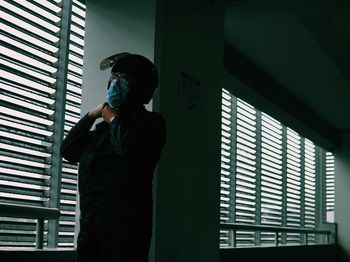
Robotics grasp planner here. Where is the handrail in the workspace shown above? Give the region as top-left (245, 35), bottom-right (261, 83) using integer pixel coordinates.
top-left (220, 222), bottom-right (337, 247)
top-left (0, 202), bottom-right (60, 249)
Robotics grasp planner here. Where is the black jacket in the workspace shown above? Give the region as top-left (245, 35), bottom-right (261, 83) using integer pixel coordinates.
top-left (60, 106), bottom-right (166, 230)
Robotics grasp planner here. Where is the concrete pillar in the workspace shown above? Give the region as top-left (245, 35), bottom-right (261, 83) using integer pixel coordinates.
top-left (153, 1), bottom-right (225, 261)
top-left (334, 137), bottom-right (350, 262)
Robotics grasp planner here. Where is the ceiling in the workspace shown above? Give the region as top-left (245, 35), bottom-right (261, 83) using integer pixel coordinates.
top-left (224, 0), bottom-right (350, 138)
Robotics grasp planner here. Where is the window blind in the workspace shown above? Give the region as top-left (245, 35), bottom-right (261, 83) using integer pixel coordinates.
top-left (220, 88), bottom-right (335, 248)
top-left (220, 89), bottom-right (235, 246)
top-left (0, 0), bottom-right (85, 248)
top-left (286, 128), bottom-right (302, 243)
top-left (325, 152), bottom-right (335, 223)
top-left (260, 113), bottom-right (283, 245)
top-left (234, 98), bottom-right (258, 246)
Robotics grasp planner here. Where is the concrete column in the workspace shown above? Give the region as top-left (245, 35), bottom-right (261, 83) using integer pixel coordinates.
top-left (334, 137), bottom-right (350, 262)
top-left (153, 1), bottom-right (225, 261)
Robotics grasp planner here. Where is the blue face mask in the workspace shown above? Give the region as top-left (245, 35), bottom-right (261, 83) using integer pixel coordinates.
top-left (106, 74), bottom-right (130, 108)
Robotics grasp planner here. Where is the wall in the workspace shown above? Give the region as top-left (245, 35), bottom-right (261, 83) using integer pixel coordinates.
top-left (83, 0), bottom-right (156, 115)
top-left (0, 249), bottom-right (75, 262)
top-left (335, 137), bottom-right (350, 262)
top-left (223, 70), bottom-right (285, 119)
top-left (220, 244), bottom-right (336, 262)
top-left (153, 0), bottom-right (225, 261)
top-left (81, 0), bottom-right (157, 251)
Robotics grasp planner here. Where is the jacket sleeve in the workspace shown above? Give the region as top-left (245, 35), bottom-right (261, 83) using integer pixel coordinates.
top-left (60, 113), bottom-right (96, 163)
top-left (108, 112), bottom-right (166, 157)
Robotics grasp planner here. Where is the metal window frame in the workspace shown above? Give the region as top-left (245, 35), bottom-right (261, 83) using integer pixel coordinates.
top-left (47, 0), bottom-right (72, 248)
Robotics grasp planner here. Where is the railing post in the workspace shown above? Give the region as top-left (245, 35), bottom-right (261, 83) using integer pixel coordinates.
top-left (275, 231), bottom-right (279, 246)
top-left (319, 222), bottom-right (337, 244)
top-left (305, 233), bottom-right (308, 245)
top-left (232, 229), bottom-right (236, 248)
top-left (36, 218), bottom-right (44, 249)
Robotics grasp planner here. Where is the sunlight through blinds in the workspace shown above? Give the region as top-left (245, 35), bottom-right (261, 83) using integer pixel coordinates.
top-left (0, 0), bottom-right (85, 248)
top-left (260, 113), bottom-right (283, 245)
top-left (220, 89), bottom-right (335, 248)
top-left (325, 152), bottom-right (335, 223)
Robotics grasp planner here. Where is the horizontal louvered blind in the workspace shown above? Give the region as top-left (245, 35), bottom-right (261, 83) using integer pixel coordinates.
top-left (1, 0), bottom-right (86, 248)
top-left (58, 0), bottom-right (85, 248)
top-left (260, 113), bottom-right (283, 245)
top-left (304, 139), bottom-right (317, 228)
top-left (220, 88), bottom-right (335, 248)
top-left (220, 89), bottom-right (234, 246)
top-left (325, 152), bottom-right (335, 222)
top-left (286, 128), bottom-right (302, 244)
top-left (235, 98), bottom-right (257, 246)
top-left (0, 0), bottom-right (62, 247)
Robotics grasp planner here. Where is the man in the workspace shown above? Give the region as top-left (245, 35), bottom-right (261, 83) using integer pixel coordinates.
top-left (61, 53), bottom-right (166, 261)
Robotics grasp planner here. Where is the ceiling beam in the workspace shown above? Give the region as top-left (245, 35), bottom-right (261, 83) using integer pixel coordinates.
top-left (224, 41), bottom-right (341, 150)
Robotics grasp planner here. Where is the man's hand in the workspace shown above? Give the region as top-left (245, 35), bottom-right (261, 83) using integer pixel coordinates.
top-left (102, 104), bottom-right (119, 123)
top-left (88, 103), bottom-right (107, 119)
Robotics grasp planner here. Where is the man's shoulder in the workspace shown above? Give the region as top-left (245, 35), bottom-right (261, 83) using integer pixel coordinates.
top-left (137, 110), bottom-right (166, 133)
top-left (142, 109), bottom-right (164, 121)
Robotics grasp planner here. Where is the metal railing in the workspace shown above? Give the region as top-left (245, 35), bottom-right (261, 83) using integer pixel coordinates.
top-left (220, 222), bottom-right (337, 247)
top-left (0, 203), bottom-right (60, 249)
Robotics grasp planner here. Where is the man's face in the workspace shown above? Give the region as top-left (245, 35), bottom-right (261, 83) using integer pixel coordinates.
top-left (106, 72), bottom-right (131, 108)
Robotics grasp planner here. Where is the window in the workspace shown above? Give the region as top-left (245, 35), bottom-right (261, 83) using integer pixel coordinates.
top-left (220, 88), bottom-right (335, 248)
top-left (325, 152), bottom-right (335, 223)
top-left (0, 0), bottom-right (86, 248)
